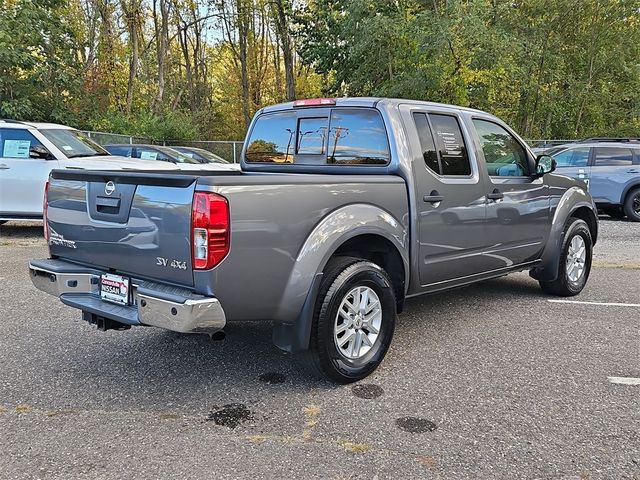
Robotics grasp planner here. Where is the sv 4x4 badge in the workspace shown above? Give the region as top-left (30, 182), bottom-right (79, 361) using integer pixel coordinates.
top-left (156, 257), bottom-right (187, 270)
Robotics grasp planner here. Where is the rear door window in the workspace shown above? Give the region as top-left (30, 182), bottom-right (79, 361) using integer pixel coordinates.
top-left (413, 113), bottom-right (440, 174)
top-left (245, 108), bottom-right (389, 165)
top-left (593, 147), bottom-right (633, 166)
top-left (413, 113), bottom-right (471, 176)
top-left (428, 114), bottom-right (471, 176)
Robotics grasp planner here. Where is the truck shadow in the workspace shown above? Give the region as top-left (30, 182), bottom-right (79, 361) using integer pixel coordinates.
top-left (58, 273), bottom-right (548, 406)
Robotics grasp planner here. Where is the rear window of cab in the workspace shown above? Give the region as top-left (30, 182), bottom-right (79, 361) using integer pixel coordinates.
top-left (245, 108), bottom-right (390, 165)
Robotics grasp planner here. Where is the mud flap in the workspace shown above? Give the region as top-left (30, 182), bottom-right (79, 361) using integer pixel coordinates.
top-left (272, 273), bottom-right (323, 353)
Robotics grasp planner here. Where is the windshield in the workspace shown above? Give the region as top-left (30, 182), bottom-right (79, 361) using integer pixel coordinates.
top-left (40, 129), bottom-right (109, 158)
top-left (181, 147), bottom-right (230, 164)
top-left (156, 146), bottom-right (200, 164)
top-left (544, 145), bottom-right (571, 156)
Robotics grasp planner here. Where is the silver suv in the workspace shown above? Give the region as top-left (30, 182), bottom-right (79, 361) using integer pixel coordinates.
top-left (550, 139), bottom-right (640, 221)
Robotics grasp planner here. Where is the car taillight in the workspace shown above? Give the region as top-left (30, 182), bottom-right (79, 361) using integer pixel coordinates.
top-left (43, 181), bottom-right (50, 242)
top-left (191, 192), bottom-right (230, 270)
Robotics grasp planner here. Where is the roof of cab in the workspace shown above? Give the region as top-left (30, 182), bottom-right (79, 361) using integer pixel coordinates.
top-left (259, 97), bottom-right (489, 116)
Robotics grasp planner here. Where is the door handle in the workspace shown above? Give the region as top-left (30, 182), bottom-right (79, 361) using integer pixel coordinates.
top-left (423, 191), bottom-right (443, 203)
top-left (486, 189), bottom-right (504, 201)
top-left (627, 169), bottom-right (639, 174)
top-left (0, 164), bottom-right (9, 170)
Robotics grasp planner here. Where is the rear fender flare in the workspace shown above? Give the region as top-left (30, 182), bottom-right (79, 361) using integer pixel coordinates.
top-left (272, 204), bottom-right (408, 352)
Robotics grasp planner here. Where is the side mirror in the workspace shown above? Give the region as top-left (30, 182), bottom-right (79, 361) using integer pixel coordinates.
top-left (30, 145), bottom-right (54, 160)
top-left (535, 154), bottom-right (556, 177)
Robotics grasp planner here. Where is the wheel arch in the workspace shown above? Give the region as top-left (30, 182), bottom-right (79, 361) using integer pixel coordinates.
top-left (272, 203), bottom-right (409, 353)
top-left (620, 181), bottom-right (640, 205)
top-left (331, 233), bottom-right (407, 313)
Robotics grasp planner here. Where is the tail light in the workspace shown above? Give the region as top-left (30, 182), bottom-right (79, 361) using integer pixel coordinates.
top-left (43, 181), bottom-right (50, 242)
top-left (192, 192), bottom-right (230, 270)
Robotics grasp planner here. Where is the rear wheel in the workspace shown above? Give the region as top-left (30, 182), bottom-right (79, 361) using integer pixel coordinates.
top-left (623, 188), bottom-right (640, 222)
top-left (301, 256), bottom-right (396, 383)
top-left (539, 218), bottom-right (592, 296)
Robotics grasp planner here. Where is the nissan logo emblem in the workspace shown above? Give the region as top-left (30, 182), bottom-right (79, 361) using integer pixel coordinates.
top-left (105, 181), bottom-right (116, 196)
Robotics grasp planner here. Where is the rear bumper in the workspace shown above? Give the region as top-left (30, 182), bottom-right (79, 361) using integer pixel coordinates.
top-left (29, 259), bottom-right (226, 334)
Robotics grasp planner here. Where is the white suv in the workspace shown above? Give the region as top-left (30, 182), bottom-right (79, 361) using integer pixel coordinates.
top-left (0, 120), bottom-right (178, 223)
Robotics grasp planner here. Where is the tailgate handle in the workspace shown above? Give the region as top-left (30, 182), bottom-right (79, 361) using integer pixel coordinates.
top-left (95, 196), bottom-right (121, 210)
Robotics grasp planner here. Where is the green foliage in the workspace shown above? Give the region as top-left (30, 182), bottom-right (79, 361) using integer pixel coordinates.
top-left (0, 0), bottom-right (637, 140)
top-left (0, 0), bottom-right (82, 123)
top-left (297, 0), bottom-right (640, 139)
top-left (88, 110), bottom-right (199, 141)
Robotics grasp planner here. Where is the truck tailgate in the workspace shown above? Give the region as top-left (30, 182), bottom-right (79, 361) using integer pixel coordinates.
top-left (46, 170), bottom-right (199, 287)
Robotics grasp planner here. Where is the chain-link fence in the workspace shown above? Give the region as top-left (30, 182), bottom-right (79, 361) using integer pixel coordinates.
top-left (525, 139), bottom-right (576, 148)
top-left (82, 130), bottom-right (156, 146)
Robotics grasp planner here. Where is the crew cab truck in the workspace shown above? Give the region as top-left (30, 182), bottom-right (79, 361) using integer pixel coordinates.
top-left (29, 98), bottom-right (598, 383)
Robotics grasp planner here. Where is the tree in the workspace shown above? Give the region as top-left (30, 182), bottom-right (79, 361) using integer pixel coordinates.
top-left (0, 0), bottom-right (82, 122)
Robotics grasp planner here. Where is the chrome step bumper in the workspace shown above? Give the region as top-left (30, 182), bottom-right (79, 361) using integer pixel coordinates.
top-left (29, 259), bottom-right (226, 334)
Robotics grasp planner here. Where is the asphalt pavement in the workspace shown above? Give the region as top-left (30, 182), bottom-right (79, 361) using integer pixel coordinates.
top-left (0, 219), bottom-right (638, 479)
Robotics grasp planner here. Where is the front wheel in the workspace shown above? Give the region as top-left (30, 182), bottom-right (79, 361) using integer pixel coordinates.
top-left (623, 188), bottom-right (640, 222)
top-left (302, 256), bottom-right (397, 383)
top-left (539, 218), bottom-right (593, 296)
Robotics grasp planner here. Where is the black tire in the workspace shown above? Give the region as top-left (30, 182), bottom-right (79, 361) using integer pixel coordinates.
top-left (623, 188), bottom-right (640, 222)
top-left (301, 256), bottom-right (397, 383)
top-left (539, 218), bottom-right (593, 296)
top-left (602, 206), bottom-right (625, 219)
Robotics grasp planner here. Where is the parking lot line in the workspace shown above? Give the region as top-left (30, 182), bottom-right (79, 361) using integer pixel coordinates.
top-left (607, 377), bottom-right (640, 386)
top-left (547, 299), bottom-right (640, 308)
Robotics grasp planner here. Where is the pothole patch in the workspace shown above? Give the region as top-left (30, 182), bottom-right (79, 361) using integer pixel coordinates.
top-left (206, 403), bottom-right (252, 429)
top-left (351, 384), bottom-right (384, 399)
top-left (395, 416), bottom-right (437, 433)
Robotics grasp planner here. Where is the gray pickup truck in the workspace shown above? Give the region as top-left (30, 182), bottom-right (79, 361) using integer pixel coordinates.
top-left (29, 97), bottom-right (598, 382)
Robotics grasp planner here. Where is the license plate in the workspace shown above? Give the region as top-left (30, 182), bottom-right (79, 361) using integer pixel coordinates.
top-left (100, 274), bottom-right (130, 306)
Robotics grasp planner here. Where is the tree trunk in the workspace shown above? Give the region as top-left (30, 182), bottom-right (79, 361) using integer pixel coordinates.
top-left (152, 0), bottom-right (170, 113)
top-left (271, 0), bottom-right (295, 101)
top-left (238, 0), bottom-right (251, 128)
top-left (121, 0), bottom-right (141, 114)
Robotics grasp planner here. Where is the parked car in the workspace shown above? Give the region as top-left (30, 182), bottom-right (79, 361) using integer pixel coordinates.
top-left (532, 144), bottom-right (573, 156)
top-left (30, 97), bottom-right (598, 383)
top-left (550, 139), bottom-right (640, 221)
top-left (103, 144), bottom-right (238, 171)
top-left (170, 146), bottom-right (233, 165)
top-left (0, 120), bottom-right (178, 224)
